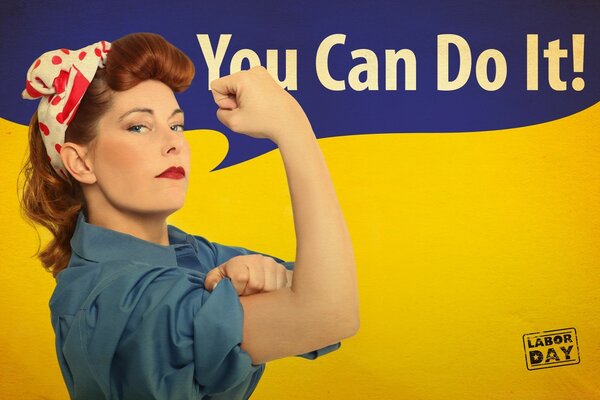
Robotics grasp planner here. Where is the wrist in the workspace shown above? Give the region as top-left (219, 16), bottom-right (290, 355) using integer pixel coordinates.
top-left (271, 118), bottom-right (316, 148)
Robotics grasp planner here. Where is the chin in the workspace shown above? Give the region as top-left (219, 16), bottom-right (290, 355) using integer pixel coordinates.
top-left (144, 198), bottom-right (186, 214)
top-left (145, 206), bottom-right (184, 219)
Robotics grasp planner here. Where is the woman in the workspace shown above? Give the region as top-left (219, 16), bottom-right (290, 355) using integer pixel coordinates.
top-left (19, 32), bottom-right (359, 399)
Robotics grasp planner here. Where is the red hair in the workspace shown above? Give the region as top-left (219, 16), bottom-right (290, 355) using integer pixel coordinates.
top-left (18, 32), bottom-right (195, 277)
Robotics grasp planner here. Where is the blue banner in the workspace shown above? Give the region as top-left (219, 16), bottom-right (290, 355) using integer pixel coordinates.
top-left (2, 0), bottom-right (598, 168)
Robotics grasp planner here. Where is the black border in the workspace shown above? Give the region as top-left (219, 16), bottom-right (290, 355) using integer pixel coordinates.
top-left (522, 327), bottom-right (581, 371)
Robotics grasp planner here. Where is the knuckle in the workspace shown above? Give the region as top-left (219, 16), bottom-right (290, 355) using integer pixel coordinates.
top-left (278, 267), bottom-right (287, 281)
top-left (237, 69), bottom-right (250, 82)
top-left (247, 280), bottom-right (264, 291)
top-left (228, 255), bottom-right (245, 266)
top-left (230, 267), bottom-right (248, 281)
top-left (248, 253), bottom-right (264, 262)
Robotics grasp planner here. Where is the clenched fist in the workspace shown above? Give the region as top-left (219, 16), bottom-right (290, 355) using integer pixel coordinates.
top-left (210, 65), bottom-right (310, 141)
top-left (204, 254), bottom-right (292, 296)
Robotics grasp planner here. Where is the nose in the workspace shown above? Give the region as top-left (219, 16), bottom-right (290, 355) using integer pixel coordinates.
top-left (160, 124), bottom-right (185, 156)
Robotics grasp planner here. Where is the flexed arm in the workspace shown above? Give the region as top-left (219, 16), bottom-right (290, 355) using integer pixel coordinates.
top-left (210, 66), bottom-right (359, 364)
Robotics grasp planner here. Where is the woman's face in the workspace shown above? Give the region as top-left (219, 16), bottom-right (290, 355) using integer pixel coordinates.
top-left (87, 79), bottom-right (190, 218)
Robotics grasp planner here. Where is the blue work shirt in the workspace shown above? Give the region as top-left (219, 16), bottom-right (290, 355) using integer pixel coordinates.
top-left (50, 210), bottom-right (341, 399)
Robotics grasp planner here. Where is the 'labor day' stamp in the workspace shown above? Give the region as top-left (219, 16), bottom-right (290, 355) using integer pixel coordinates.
top-left (523, 327), bottom-right (580, 370)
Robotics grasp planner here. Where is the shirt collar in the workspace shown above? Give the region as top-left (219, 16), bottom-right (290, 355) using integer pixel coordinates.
top-left (70, 210), bottom-right (199, 265)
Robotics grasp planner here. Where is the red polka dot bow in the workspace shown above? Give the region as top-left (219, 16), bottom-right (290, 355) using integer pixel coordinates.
top-left (21, 40), bottom-right (111, 181)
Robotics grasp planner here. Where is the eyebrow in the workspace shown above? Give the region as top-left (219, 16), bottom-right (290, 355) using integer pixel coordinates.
top-left (118, 107), bottom-right (184, 121)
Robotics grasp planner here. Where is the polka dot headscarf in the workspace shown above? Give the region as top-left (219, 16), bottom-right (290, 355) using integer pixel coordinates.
top-left (21, 40), bottom-right (111, 182)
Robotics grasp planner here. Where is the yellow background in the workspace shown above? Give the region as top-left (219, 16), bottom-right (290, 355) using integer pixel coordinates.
top-left (1, 102), bottom-right (599, 398)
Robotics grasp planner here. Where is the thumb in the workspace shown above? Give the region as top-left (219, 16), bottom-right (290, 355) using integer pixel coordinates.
top-left (205, 266), bottom-right (226, 291)
top-left (215, 106), bottom-right (242, 131)
top-left (215, 95), bottom-right (238, 110)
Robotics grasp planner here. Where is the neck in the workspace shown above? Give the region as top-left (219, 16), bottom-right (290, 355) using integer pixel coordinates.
top-left (86, 206), bottom-right (171, 246)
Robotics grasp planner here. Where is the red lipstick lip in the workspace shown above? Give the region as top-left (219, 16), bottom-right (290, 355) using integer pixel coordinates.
top-left (156, 166), bottom-right (185, 179)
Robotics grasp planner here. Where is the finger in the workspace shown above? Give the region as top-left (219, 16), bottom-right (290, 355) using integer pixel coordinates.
top-left (269, 259), bottom-right (288, 290)
top-left (242, 259), bottom-right (265, 296)
top-left (210, 75), bottom-right (239, 109)
top-left (285, 269), bottom-right (293, 288)
top-left (263, 262), bottom-right (277, 292)
top-left (229, 262), bottom-right (250, 296)
top-left (215, 106), bottom-right (241, 131)
top-left (204, 268), bottom-right (217, 291)
top-left (217, 95), bottom-right (238, 110)
top-left (278, 265), bottom-right (289, 289)
top-left (205, 266), bottom-right (225, 291)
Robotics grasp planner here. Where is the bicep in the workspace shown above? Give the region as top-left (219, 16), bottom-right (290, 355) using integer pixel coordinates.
top-left (238, 286), bottom-right (346, 365)
top-left (196, 237), bottom-right (344, 363)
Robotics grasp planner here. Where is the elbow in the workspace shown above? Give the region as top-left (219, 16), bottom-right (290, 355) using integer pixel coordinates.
top-left (351, 314), bottom-right (360, 336)
top-left (332, 307), bottom-right (360, 340)
top-left (343, 314), bottom-right (360, 339)
top-left (325, 294), bottom-right (360, 340)
top-left (306, 301), bottom-right (359, 343)
top-left (340, 296), bottom-right (360, 338)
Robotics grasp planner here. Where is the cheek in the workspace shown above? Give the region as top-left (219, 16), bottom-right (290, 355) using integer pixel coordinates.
top-left (95, 139), bottom-right (147, 180)
top-left (182, 142), bottom-right (191, 165)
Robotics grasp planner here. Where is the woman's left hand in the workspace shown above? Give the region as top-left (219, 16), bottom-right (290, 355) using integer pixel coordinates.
top-left (204, 254), bottom-right (292, 295)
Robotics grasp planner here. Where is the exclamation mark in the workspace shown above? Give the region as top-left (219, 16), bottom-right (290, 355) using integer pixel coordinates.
top-left (572, 34), bottom-right (585, 91)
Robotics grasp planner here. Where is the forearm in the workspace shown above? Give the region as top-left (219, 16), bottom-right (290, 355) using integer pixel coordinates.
top-left (274, 118), bottom-right (359, 334)
top-left (213, 67), bottom-right (359, 363)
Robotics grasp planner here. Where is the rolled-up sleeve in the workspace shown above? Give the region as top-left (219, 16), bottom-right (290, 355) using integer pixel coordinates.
top-left (193, 276), bottom-right (262, 393)
top-left (100, 267), bottom-right (262, 398)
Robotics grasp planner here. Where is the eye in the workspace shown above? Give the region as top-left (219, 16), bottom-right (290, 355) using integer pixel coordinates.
top-left (127, 124), bottom-right (148, 134)
top-left (171, 124), bottom-right (185, 132)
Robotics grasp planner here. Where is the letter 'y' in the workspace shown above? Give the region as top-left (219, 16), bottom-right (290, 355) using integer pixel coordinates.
top-left (560, 345), bottom-right (573, 359)
top-left (197, 34), bottom-right (231, 89)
